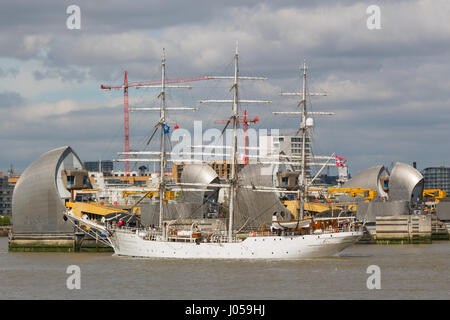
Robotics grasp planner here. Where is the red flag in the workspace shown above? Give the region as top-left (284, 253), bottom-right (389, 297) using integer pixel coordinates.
top-left (335, 154), bottom-right (346, 168)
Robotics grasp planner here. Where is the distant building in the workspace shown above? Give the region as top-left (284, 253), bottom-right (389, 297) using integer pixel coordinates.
top-left (0, 173), bottom-right (15, 216)
top-left (83, 160), bottom-right (114, 174)
top-left (260, 135), bottom-right (312, 175)
top-left (422, 167), bottom-right (450, 193)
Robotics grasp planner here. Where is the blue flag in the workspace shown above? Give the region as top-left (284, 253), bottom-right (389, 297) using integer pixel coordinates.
top-left (163, 124), bottom-right (170, 134)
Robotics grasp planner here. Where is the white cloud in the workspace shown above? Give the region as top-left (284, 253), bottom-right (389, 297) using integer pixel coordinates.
top-left (1, 0), bottom-right (450, 173)
top-left (22, 34), bottom-right (52, 55)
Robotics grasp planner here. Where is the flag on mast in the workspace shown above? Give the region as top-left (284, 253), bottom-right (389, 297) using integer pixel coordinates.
top-left (335, 154), bottom-right (346, 167)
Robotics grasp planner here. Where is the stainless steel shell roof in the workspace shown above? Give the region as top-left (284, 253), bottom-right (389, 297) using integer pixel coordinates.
top-left (180, 163), bottom-right (220, 203)
top-left (180, 163), bottom-right (218, 185)
top-left (180, 164), bottom-right (219, 199)
top-left (343, 165), bottom-right (389, 198)
top-left (388, 162), bottom-right (424, 202)
top-left (12, 146), bottom-right (83, 234)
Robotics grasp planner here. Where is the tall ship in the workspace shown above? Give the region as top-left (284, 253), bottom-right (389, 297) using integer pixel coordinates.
top-left (64, 46), bottom-right (363, 259)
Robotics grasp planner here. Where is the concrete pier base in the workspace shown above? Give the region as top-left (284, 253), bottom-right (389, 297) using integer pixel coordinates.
top-left (431, 214), bottom-right (450, 240)
top-left (8, 233), bottom-right (113, 252)
top-left (375, 215), bottom-right (435, 244)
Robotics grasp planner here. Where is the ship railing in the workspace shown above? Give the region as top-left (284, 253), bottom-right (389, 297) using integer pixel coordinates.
top-left (165, 232), bottom-right (237, 244)
top-left (244, 216), bottom-right (361, 237)
top-left (114, 226), bottom-right (138, 233)
top-left (143, 232), bottom-right (161, 241)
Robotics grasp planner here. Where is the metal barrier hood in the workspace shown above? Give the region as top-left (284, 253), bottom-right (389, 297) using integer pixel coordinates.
top-left (343, 165), bottom-right (389, 198)
top-left (388, 162), bottom-right (424, 202)
top-left (12, 146), bottom-right (84, 234)
top-left (179, 163), bottom-right (220, 203)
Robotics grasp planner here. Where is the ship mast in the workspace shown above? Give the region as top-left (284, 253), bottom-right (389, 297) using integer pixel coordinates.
top-left (200, 43), bottom-right (270, 241)
top-left (228, 45), bottom-right (239, 242)
top-left (274, 60), bottom-right (331, 220)
top-left (299, 61), bottom-right (308, 220)
top-left (115, 49), bottom-right (196, 229)
top-left (159, 49), bottom-right (167, 229)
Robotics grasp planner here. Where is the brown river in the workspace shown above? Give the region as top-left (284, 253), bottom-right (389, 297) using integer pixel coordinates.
top-left (0, 237), bottom-right (448, 300)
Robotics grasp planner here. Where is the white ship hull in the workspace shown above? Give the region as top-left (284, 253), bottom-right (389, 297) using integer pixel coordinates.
top-left (109, 230), bottom-right (363, 259)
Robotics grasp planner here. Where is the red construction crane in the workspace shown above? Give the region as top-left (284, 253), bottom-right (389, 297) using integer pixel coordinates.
top-left (214, 110), bottom-right (259, 165)
top-left (101, 72), bottom-right (213, 175)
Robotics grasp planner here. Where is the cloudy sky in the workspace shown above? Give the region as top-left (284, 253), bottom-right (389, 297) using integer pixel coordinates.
top-left (0, 0), bottom-right (449, 176)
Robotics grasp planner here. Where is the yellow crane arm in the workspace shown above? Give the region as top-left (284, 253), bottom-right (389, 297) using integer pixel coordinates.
top-left (327, 187), bottom-right (377, 202)
top-left (423, 189), bottom-right (446, 202)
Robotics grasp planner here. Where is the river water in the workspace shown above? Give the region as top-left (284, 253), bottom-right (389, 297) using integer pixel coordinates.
top-left (0, 237), bottom-right (448, 300)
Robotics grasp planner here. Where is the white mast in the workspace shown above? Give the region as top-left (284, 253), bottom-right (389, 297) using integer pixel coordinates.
top-left (199, 43), bottom-right (270, 241)
top-left (228, 44), bottom-right (239, 243)
top-left (299, 61), bottom-right (308, 220)
top-left (273, 60), bottom-right (331, 220)
top-left (115, 49), bottom-right (195, 229)
top-left (159, 48), bottom-right (167, 229)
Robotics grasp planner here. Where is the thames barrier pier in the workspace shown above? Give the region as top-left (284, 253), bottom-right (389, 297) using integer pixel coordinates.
top-left (9, 146), bottom-right (112, 252)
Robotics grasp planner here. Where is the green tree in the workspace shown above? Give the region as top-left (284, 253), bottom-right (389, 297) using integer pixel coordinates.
top-left (0, 216), bottom-right (11, 226)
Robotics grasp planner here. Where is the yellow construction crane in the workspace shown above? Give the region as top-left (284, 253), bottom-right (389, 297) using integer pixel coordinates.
top-left (423, 189), bottom-right (446, 202)
top-left (327, 187), bottom-right (378, 202)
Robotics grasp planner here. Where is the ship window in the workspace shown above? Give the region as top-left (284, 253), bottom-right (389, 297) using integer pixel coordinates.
top-left (67, 176), bottom-right (74, 185)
